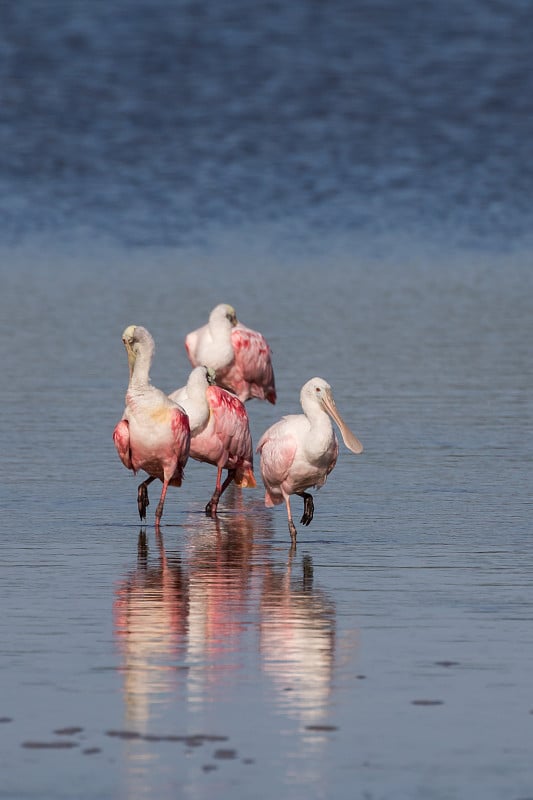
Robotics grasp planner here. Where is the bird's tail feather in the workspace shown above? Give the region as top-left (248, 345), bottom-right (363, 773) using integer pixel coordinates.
top-left (234, 466), bottom-right (257, 489)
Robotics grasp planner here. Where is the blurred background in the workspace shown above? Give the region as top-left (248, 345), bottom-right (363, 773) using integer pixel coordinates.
top-left (2, 0), bottom-right (533, 249)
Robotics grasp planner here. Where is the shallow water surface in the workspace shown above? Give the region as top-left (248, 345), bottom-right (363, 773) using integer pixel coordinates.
top-left (1, 240), bottom-right (532, 799)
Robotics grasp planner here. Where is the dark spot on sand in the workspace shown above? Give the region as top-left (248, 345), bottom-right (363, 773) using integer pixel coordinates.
top-left (435, 660), bottom-right (460, 668)
top-left (213, 748), bottom-right (237, 760)
top-left (305, 724), bottom-right (339, 731)
top-left (106, 730), bottom-right (229, 746)
top-left (54, 727), bottom-right (83, 736)
top-left (0, 717), bottom-right (13, 723)
top-left (82, 747), bottom-right (101, 755)
top-left (142, 734), bottom-right (188, 743)
top-left (90, 666), bottom-right (124, 672)
top-left (196, 734), bottom-right (229, 742)
top-left (411, 699), bottom-right (444, 706)
top-left (183, 734), bottom-right (229, 747)
top-left (105, 730), bottom-right (142, 740)
top-left (356, 674), bottom-right (367, 679)
top-left (22, 740), bottom-right (78, 749)
top-left (202, 764), bottom-right (218, 772)
top-left (185, 737), bottom-right (204, 747)
top-left (242, 757), bottom-right (255, 764)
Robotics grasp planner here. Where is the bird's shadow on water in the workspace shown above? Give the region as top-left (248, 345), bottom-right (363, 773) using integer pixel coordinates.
top-left (112, 495), bottom-right (340, 729)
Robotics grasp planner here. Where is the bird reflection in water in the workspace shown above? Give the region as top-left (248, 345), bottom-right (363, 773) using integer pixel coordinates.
top-left (260, 549), bottom-right (336, 725)
top-left (113, 529), bottom-right (189, 728)
top-left (113, 497), bottom-right (339, 732)
top-left (182, 503), bottom-right (260, 706)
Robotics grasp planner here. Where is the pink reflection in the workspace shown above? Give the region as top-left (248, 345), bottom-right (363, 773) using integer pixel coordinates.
top-left (182, 509), bottom-right (259, 703)
top-left (113, 499), bottom-right (342, 729)
top-left (260, 550), bottom-right (337, 724)
top-left (113, 531), bottom-right (189, 726)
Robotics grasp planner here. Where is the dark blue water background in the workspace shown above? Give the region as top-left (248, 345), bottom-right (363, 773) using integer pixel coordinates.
top-left (1, 2), bottom-right (532, 799)
top-left (2, 0), bottom-right (533, 248)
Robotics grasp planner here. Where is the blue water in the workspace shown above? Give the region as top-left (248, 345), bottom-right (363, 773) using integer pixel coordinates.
top-left (2, 0), bottom-right (533, 248)
top-left (1, 2), bottom-right (533, 799)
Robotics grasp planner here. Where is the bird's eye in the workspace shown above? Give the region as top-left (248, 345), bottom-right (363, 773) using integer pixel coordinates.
top-left (315, 386), bottom-right (321, 392)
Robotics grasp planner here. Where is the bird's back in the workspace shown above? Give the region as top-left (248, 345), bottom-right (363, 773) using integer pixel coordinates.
top-left (223, 324), bottom-right (276, 403)
top-left (207, 386), bottom-right (254, 461)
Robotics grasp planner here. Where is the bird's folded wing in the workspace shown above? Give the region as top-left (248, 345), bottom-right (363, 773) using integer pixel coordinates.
top-left (113, 419), bottom-right (133, 470)
top-left (231, 325), bottom-right (274, 382)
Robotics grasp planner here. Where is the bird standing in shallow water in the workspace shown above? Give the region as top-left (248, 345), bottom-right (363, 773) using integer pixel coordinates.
top-left (257, 377), bottom-right (363, 541)
top-left (169, 366), bottom-right (256, 516)
top-left (113, 325), bottom-right (190, 525)
top-left (185, 303), bottom-right (276, 404)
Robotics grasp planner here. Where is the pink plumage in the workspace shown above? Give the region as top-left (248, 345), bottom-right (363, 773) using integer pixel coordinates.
top-left (170, 366), bottom-right (256, 516)
top-left (257, 378), bottom-right (363, 541)
top-left (113, 325), bottom-right (190, 524)
top-left (185, 304), bottom-right (276, 404)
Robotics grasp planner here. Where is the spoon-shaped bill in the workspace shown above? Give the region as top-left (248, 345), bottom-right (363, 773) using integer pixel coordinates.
top-left (322, 389), bottom-right (363, 454)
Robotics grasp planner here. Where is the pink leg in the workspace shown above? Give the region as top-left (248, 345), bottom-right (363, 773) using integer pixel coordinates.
top-left (205, 467), bottom-right (235, 517)
top-left (155, 480), bottom-right (170, 523)
top-left (284, 495), bottom-right (297, 541)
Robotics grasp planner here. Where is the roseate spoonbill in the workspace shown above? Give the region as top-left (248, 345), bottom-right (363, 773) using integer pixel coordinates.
top-left (169, 366), bottom-right (256, 516)
top-left (185, 304), bottom-right (276, 404)
top-left (113, 325), bottom-right (190, 525)
top-left (257, 377), bottom-right (363, 541)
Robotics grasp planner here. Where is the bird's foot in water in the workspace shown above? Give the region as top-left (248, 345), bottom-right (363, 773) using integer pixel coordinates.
top-left (205, 500), bottom-right (218, 519)
top-left (288, 520), bottom-right (298, 541)
top-left (155, 501), bottom-right (164, 523)
top-left (205, 496), bottom-right (219, 517)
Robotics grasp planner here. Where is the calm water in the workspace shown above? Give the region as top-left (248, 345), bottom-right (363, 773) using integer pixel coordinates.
top-left (1, 2), bottom-right (533, 799)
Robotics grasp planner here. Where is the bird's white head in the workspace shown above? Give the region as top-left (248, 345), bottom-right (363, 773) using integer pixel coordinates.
top-left (210, 303), bottom-right (238, 328)
top-left (187, 365), bottom-right (215, 391)
top-left (301, 377), bottom-right (364, 454)
top-left (121, 325), bottom-right (155, 379)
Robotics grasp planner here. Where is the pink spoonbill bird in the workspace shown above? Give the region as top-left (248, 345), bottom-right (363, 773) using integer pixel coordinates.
top-left (185, 303), bottom-right (276, 404)
top-left (169, 366), bottom-right (256, 516)
top-left (257, 377), bottom-right (363, 541)
top-left (113, 325), bottom-right (190, 525)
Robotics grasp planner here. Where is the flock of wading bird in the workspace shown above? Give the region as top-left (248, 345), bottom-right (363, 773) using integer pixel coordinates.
top-left (113, 303), bottom-right (364, 541)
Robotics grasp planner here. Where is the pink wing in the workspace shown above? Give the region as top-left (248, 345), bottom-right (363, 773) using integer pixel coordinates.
top-left (257, 424), bottom-right (298, 505)
top-left (169, 408), bottom-right (191, 486)
top-left (207, 385), bottom-right (253, 457)
top-left (206, 386), bottom-right (256, 485)
top-left (113, 419), bottom-right (133, 470)
top-left (230, 325), bottom-right (276, 403)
